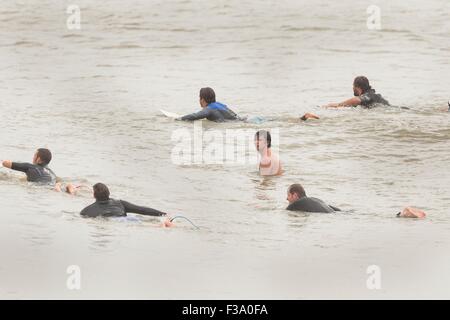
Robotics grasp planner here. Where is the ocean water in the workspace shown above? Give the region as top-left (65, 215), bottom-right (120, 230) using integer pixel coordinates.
top-left (0, 0), bottom-right (449, 299)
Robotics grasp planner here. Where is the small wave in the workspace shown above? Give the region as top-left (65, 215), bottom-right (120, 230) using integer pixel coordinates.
top-left (121, 26), bottom-right (152, 31)
top-left (101, 44), bottom-right (144, 49)
top-left (319, 47), bottom-right (357, 53)
top-left (96, 64), bottom-right (114, 68)
top-left (167, 28), bottom-right (199, 33)
top-left (381, 28), bottom-right (413, 34)
top-left (280, 26), bottom-right (334, 32)
top-left (12, 40), bottom-right (43, 47)
top-left (208, 24), bottom-right (258, 31)
top-left (61, 33), bottom-right (84, 39)
top-left (91, 74), bottom-right (116, 79)
top-left (0, 172), bottom-right (12, 181)
top-left (0, 10), bottom-right (20, 14)
top-left (381, 128), bottom-right (450, 141)
top-left (155, 45), bottom-right (191, 49)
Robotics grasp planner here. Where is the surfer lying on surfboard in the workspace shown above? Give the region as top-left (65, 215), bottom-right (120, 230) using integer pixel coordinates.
top-left (299, 76), bottom-right (391, 121)
top-left (80, 183), bottom-right (175, 227)
top-left (176, 87), bottom-right (243, 122)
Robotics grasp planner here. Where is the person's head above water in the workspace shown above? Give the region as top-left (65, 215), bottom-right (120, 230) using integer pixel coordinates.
top-left (287, 184), bottom-right (306, 204)
top-left (199, 87), bottom-right (216, 108)
top-left (254, 130), bottom-right (272, 151)
top-left (93, 183), bottom-right (110, 201)
top-left (353, 76), bottom-right (372, 96)
top-left (33, 148), bottom-right (52, 166)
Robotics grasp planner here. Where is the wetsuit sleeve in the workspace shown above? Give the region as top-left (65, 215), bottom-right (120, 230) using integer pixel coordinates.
top-left (80, 206), bottom-right (90, 217)
top-left (120, 200), bottom-right (167, 217)
top-left (80, 203), bottom-right (97, 217)
top-left (359, 93), bottom-right (372, 106)
top-left (10, 162), bottom-right (32, 173)
top-left (181, 108), bottom-right (211, 121)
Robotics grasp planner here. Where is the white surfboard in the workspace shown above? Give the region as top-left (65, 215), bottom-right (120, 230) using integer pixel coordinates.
top-left (160, 109), bottom-right (181, 119)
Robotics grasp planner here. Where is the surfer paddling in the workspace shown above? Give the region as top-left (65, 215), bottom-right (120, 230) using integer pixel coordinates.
top-left (177, 87), bottom-right (242, 122)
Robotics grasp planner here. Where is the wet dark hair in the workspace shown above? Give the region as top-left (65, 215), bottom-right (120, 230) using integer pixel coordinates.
top-left (288, 184), bottom-right (306, 199)
top-left (36, 148), bottom-right (52, 165)
top-left (199, 87), bottom-right (216, 104)
top-left (93, 183), bottom-right (110, 201)
top-left (255, 130), bottom-right (272, 148)
top-left (353, 76), bottom-right (372, 93)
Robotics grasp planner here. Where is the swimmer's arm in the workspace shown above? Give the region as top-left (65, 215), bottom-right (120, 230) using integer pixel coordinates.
top-left (5, 162), bottom-right (31, 172)
top-left (2, 160), bottom-right (12, 168)
top-left (121, 200), bottom-right (167, 217)
top-left (180, 108), bottom-right (210, 121)
top-left (276, 161), bottom-right (283, 176)
top-left (80, 205), bottom-right (96, 217)
top-left (329, 205), bottom-right (341, 212)
top-left (324, 97), bottom-right (361, 108)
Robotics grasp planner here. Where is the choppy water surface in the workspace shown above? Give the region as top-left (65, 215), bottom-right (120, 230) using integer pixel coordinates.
top-left (0, 0), bottom-right (449, 298)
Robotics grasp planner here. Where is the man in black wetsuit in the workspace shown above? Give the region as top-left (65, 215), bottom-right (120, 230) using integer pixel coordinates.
top-left (2, 148), bottom-right (56, 184)
top-left (178, 87), bottom-right (241, 122)
top-left (286, 184), bottom-right (340, 213)
top-left (80, 183), bottom-right (172, 222)
top-left (323, 76), bottom-right (390, 108)
top-left (2, 148), bottom-right (77, 194)
top-left (300, 76), bottom-right (390, 121)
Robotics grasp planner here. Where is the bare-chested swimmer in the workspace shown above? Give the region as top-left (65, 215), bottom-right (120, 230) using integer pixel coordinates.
top-left (254, 130), bottom-right (282, 176)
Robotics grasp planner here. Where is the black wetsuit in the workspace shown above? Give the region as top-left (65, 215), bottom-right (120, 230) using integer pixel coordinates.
top-left (286, 197), bottom-right (340, 213)
top-left (359, 89), bottom-right (390, 108)
top-left (11, 162), bottom-right (56, 184)
top-left (80, 199), bottom-right (167, 218)
top-left (181, 102), bottom-right (240, 122)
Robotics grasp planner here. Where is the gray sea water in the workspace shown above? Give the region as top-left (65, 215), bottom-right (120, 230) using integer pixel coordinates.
top-left (0, 0), bottom-right (449, 299)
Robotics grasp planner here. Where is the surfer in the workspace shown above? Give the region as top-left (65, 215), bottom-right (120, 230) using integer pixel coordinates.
top-left (286, 184), bottom-right (340, 213)
top-left (298, 76), bottom-right (390, 120)
top-left (2, 148), bottom-right (78, 194)
top-left (323, 76), bottom-right (390, 108)
top-left (178, 87), bottom-right (241, 122)
top-left (255, 130), bottom-right (282, 176)
top-left (80, 183), bottom-right (174, 227)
